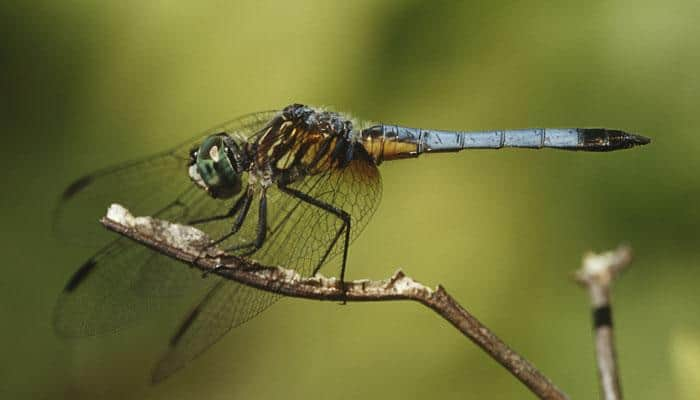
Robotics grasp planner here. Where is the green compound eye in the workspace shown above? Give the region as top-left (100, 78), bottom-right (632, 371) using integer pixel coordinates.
top-left (192, 134), bottom-right (242, 199)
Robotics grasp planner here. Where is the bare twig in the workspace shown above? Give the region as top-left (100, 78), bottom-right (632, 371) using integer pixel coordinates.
top-left (102, 204), bottom-right (569, 400)
top-left (575, 245), bottom-right (632, 400)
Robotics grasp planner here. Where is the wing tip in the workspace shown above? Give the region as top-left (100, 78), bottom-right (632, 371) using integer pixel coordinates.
top-left (63, 258), bottom-right (98, 292)
top-left (150, 361), bottom-right (177, 384)
top-left (61, 175), bottom-right (94, 200)
top-left (169, 305), bottom-right (201, 347)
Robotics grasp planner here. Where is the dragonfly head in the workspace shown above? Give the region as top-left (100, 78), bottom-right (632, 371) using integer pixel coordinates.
top-left (188, 133), bottom-right (246, 199)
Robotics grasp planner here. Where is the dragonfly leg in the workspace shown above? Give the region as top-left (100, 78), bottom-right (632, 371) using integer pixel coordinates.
top-left (196, 190), bottom-right (254, 277)
top-left (224, 188), bottom-right (268, 257)
top-left (227, 191), bottom-right (254, 235)
top-left (313, 224), bottom-right (345, 276)
top-left (204, 190), bottom-right (255, 247)
top-left (278, 185), bottom-right (351, 299)
top-left (188, 187), bottom-right (249, 226)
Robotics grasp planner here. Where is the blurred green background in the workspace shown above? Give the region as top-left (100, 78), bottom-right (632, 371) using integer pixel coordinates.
top-left (2, 0), bottom-right (699, 399)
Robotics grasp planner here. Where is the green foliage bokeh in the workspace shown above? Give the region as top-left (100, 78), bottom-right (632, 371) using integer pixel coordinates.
top-left (2, 1), bottom-right (699, 399)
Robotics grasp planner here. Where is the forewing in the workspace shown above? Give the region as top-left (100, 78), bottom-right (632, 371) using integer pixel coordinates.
top-left (53, 110), bottom-right (278, 247)
top-left (53, 111), bottom-right (279, 336)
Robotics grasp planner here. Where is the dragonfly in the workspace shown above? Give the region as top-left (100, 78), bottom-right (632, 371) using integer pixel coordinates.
top-left (53, 103), bottom-right (650, 382)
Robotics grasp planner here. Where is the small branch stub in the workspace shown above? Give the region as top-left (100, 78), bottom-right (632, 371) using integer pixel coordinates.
top-left (575, 245), bottom-right (632, 400)
top-left (102, 204), bottom-right (569, 400)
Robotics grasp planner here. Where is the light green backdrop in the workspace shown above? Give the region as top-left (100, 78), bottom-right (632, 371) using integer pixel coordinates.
top-left (2, 1), bottom-right (699, 399)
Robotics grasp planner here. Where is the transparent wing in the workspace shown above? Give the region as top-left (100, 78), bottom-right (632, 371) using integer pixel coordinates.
top-left (151, 143), bottom-right (382, 381)
top-left (53, 110), bottom-right (279, 247)
top-left (53, 197), bottom-right (216, 337)
top-left (151, 280), bottom-right (279, 382)
top-left (53, 110), bottom-right (279, 336)
top-left (258, 143), bottom-right (383, 276)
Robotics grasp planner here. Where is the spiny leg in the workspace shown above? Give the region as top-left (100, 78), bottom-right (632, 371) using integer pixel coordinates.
top-left (278, 184), bottom-right (351, 297)
top-left (266, 170), bottom-right (329, 238)
top-left (314, 223), bottom-right (346, 276)
top-left (188, 187), bottom-right (249, 227)
top-left (193, 189), bottom-right (254, 276)
top-left (225, 188), bottom-right (268, 257)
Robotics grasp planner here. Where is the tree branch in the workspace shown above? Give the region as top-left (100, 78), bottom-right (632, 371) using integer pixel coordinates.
top-left (575, 245), bottom-right (632, 400)
top-left (102, 204), bottom-right (569, 400)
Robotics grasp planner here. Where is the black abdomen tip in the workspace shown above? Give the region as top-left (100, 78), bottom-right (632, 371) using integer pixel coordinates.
top-left (579, 129), bottom-right (651, 151)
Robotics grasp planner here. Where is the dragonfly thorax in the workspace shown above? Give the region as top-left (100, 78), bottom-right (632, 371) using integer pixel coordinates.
top-left (188, 133), bottom-right (247, 199)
